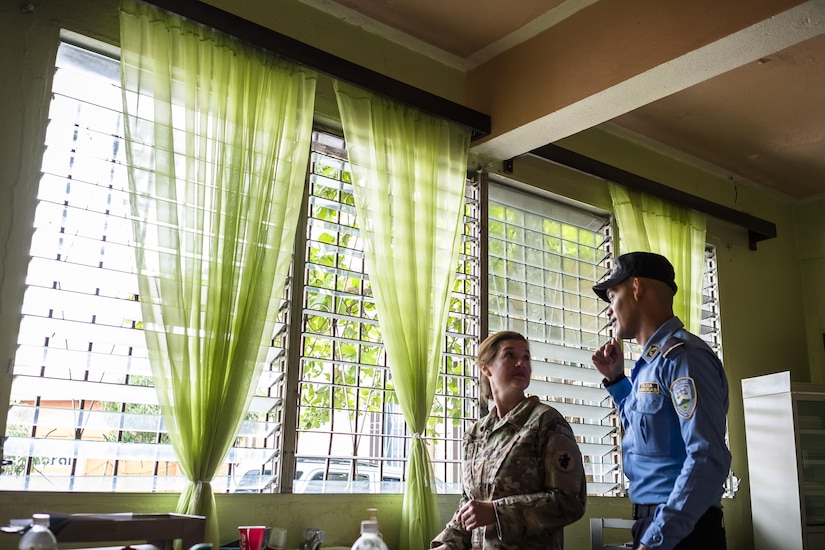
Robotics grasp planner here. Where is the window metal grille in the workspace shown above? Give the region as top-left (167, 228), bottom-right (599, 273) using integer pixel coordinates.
top-left (700, 245), bottom-right (739, 496)
top-left (291, 131), bottom-right (480, 494)
top-left (1, 38), bottom-right (480, 494)
top-left (1, 40), bottom-right (286, 493)
top-left (487, 182), bottom-right (619, 496)
top-left (700, 245), bottom-right (723, 360)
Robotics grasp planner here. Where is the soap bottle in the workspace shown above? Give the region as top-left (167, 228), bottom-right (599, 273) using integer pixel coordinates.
top-left (350, 509), bottom-right (388, 550)
top-left (18, 514), bottom-right (58, 550)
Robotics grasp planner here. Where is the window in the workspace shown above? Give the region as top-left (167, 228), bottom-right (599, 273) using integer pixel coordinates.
top-left (2, 36), bottom-right (727, 499)
top-left (487, 182), bottom-right (620, 495)
top-left (1, 40), bottom-right (286, 492)
top-left (700, 245), bottom-right (723, 359)
top-left (0, 38), bottom-right (479, 493)
top-left (290, 132), bottom-right (480, 493)
top-left (701, 245), bottom-right (739, 497)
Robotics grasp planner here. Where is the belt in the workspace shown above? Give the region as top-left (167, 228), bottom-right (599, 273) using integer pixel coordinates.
top-left (632, 503), bottom-right (660, 519)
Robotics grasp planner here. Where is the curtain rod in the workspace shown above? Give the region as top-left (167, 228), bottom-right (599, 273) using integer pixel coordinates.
top-left (515, 144), bottom-right (777, 251)
top-left (144, 0), bottom-right (491, 140)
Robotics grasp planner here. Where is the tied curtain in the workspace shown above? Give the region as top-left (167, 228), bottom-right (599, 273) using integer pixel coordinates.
top-left (119, 0), bottom-right (316, 546)
top-left (334, 81), bottom-right (471, 550)
top-left (608, 183), bottom-right (706, 333)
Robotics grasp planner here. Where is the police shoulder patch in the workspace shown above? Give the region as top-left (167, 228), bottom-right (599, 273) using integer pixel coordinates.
top-left (670, 377), bottom-right (697, 419)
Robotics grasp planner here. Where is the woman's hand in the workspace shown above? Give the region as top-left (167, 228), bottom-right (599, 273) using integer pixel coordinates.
top-left (458, 499), bottom-right (496, 531)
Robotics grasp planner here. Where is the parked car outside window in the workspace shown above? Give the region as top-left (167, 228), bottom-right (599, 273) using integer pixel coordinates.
top-left (230, 458), bottom-right (403, 494)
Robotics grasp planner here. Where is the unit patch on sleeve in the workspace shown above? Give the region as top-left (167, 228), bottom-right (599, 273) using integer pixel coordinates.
top-left (554, 450), bottom-right (575, 472)
top-left (670, 377), bottom-right (697, 419)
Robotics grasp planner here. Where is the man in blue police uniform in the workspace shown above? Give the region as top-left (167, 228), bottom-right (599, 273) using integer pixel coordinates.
top-left (591, 251), bottom-right (731, 550)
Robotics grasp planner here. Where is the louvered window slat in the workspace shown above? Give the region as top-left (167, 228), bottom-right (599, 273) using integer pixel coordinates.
top-left (7, 405), bottom-right (278, 439)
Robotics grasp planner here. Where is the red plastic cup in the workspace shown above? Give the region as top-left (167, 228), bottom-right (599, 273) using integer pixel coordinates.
top-left (239, 526), bottom-right (267, 550)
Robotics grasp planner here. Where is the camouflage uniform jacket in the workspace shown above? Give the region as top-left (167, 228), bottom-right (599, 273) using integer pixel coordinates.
top-left (432, 395), bottom-right (587, 549)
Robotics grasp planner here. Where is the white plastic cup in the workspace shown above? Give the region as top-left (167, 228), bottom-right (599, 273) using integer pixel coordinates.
top-left (267, 527), bottom-right (287, 550)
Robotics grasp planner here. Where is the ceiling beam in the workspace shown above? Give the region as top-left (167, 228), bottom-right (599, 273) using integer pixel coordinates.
top-left (470, 0), bottom-right (824, 160)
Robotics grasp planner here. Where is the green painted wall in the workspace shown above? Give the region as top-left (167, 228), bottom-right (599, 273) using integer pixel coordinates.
top-left (793, 197), bottom-right (825, 385)
top-left (0, 1), bottom-right (816, 549)
top-left (0, 491), bottom-right (625, 550)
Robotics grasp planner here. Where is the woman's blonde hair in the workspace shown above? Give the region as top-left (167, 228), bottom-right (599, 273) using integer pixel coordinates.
top-left (477, 331), bottom-right (528, 402)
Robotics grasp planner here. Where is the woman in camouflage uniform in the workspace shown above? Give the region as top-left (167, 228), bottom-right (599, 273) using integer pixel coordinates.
top-left (431, 331), bottom-right (587, 549)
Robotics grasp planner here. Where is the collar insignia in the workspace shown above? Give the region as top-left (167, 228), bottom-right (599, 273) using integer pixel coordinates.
top-left (644, 344), bottom-right (660, 359)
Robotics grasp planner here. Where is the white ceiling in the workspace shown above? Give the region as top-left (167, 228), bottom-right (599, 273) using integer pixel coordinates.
top-left (302, 0), bottom-right (825, 202)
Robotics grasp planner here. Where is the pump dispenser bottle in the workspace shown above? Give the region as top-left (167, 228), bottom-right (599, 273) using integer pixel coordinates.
top-left (350, 509), bottom-right (388, 550)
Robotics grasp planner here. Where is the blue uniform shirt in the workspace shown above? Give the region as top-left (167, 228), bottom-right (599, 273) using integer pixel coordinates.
top-left (605, 316), bottom-right (731, 550)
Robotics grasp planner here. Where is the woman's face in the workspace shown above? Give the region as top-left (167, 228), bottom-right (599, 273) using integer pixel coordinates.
top-left (481, 338), bottom-right (531, 398)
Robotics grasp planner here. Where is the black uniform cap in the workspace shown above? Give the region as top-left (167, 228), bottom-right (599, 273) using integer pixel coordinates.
top-left (592, 251), bottom-right (678, 302)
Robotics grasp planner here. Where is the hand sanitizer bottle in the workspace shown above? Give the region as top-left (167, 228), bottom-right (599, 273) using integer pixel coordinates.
top-left (350, 509), bottom-right (388, 550)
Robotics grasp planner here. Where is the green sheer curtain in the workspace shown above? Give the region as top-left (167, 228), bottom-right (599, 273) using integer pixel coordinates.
top-left (608, 183), bottom-right (706, 332)
top-left (120, 0), bottom-right (316, 545)
top-left (334, 81), bottom-right (471, 550)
